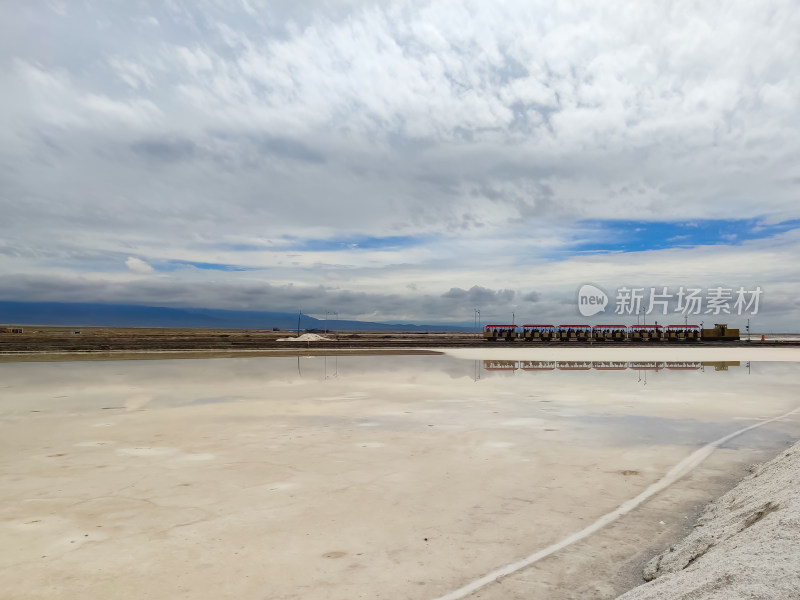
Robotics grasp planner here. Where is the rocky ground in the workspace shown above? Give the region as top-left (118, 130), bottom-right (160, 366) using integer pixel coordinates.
top-left (617, 440), bottom-right (800, 599)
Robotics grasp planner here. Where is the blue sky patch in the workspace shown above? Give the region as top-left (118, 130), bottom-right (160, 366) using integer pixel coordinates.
top-left (570, 218), bottom-right (800, 254)
top-left (213, 243), bottom-right (274, 252)
top-left (278, 235), bottom-right (424, 252)
top-left (156, 260), bottom-right (255, 272)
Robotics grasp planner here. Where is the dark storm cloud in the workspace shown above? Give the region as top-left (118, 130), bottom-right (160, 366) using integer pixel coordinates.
top-left (0, 273), bottom-right (520, 322)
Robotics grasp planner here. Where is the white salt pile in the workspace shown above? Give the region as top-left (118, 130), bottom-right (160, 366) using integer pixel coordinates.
top-left (617, 439), bottom-right (800, 600)
top-left (276, 333), bottom-right (331, 341)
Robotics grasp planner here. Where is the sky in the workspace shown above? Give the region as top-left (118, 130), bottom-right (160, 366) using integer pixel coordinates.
top-left (1, 0), bottom-right (799, 329)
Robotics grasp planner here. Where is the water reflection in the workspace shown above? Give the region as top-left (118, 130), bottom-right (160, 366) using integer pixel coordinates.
top-left (1, 354), bottom-right (798, 600)
top-left (482, 360), bottom-right (742, 372)
top-left (0, 355), bottom-right (791, 424)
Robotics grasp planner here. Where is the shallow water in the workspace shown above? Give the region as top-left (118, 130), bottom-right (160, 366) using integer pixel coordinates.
top-left (1, 354), bottom-right (799, 599)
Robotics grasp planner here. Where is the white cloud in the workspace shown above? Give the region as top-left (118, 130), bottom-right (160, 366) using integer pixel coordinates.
top-left (0, 0), bottom-right (798, 326)
top-left (81, 94), bottom-right (162, 125)
top-left (13, 60), bottom-right (162, 128)
top-left (175, 46), bottom-right (214, 75)
top-left (109, 57), bottom-right (155, 89)
top-left (125, 257), bottom-right (155, 274)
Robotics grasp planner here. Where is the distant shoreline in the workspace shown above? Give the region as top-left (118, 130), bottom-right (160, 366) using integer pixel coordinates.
top-left (3, 342), bottom-right (800, 365)
top-left (1, 326), bottom-right (798, 357)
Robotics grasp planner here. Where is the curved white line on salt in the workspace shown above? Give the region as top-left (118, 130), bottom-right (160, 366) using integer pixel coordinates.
top-left (432, 406), bottom-right (800, 600)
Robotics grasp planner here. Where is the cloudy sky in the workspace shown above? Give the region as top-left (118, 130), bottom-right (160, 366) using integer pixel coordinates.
top-left (1, 0), bottom-right (799, 328)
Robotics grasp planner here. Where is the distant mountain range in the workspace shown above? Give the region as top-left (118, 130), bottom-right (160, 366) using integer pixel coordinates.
top-left (0, 301), bottom-right (472, 332)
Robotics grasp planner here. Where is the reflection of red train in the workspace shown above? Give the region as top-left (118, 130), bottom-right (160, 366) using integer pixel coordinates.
top-left (484, 323), bottom-right (705, 342)
top-left (520, 361), bottom-right (555, 370)
top-left (482, 360), bottom-right (738, 372)
top-left (483, 360), bottom-right (519, 371)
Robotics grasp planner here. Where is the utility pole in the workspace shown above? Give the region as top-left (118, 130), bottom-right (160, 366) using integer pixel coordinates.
top-left (297, 310), bottom-right (302, 337)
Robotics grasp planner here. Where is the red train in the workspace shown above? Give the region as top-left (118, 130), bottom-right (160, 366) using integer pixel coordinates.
top-left (483, 323), bottom-right (702, 342)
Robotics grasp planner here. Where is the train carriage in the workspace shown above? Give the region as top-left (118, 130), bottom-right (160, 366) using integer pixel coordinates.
top-left (630, 361), bottom-right (665, 370)
top-left (483, 360), bottom-right (518, 371)
top-left (557, 360), bottom-right (593, 370)
top-left (666, 324), bottom-right (700, 341)
top-left (557, 324), bottom-right (592, 341)
top-left (629, 324), bottom-right (664, 341)
top-left (593, 361), bottom-right (628, 370)
top-left (483, 324), bottom-right (518, 341)
top-left (521, 324), bottom-right (556, 342)
top-left (666, 361), bottom-right (702, 370)
top-left (520, 361), bottom-right (556, 370)
top-left (592, 325), bottom-right (628, 341)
